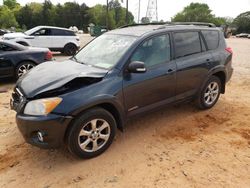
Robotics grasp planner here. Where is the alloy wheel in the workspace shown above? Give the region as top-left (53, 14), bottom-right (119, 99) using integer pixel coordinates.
top-left (78, 119), bottom-right (111, 152)
top-left (18, 63), bottom-right (34, 78)
top-left (204, 81), bottom-right (219, 105)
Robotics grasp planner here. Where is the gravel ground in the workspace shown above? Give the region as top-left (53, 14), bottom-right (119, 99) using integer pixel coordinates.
top-left (0, 37), bottom-right (250, 188)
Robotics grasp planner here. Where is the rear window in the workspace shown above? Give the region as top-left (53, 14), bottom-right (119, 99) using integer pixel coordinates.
top-left (51, 29), bottom-right (75, 36)
top-left (201, 30), bottom-right (219, 50)
top-left (174, 32), bottom-right (201, 58)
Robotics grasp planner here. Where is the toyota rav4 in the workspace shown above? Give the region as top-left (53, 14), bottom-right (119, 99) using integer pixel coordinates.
top-left (11, 23), bottom-right (233, 159)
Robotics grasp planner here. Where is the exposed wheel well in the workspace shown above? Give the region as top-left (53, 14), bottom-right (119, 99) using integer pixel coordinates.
top-left (213, 71), bottom-right (226, 93)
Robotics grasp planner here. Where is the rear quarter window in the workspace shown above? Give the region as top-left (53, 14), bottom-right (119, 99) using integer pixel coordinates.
top-left (201, 30), bottom-right (219, 50)
top-left (174, 32), bottom-right (201, 58)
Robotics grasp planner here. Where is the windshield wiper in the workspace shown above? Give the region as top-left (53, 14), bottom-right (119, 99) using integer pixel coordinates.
top-left (71, 56), bottom-right (87, 65)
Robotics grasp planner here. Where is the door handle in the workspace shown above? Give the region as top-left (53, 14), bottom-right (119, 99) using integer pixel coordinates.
top-left (0, 57), bottom-right (5, 60)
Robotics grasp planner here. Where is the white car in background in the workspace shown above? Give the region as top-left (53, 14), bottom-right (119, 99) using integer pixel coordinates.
top-left (3, 26), bottom-right (80, 56)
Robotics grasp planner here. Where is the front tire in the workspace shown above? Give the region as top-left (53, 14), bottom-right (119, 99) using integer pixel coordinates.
top-left (67, 108), bottom-right (116, 159)
top-left (196, 76), bottom-right (222, 109)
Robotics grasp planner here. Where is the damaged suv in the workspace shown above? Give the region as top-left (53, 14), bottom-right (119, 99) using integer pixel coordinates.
top-left (11, 23), bottom-right (233, 158)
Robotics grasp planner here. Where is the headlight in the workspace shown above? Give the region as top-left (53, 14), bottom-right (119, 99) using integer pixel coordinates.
top-left (24, 97), bottom-right (62, 116)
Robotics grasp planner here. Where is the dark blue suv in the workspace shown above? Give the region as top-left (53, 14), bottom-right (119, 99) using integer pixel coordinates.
top-left (11, 23), bottom-right (233, 158)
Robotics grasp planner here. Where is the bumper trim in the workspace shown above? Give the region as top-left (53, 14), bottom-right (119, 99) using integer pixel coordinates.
top-left (16, 113), bottom-right (72, 149)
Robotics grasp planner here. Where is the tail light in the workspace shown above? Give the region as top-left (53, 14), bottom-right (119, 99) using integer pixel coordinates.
top-left (45, 51), bottom-right (53, 60)
top-left (225, 47), bottom-right (233, 54)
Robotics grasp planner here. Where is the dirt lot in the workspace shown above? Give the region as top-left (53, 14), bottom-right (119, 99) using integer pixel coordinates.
top-left (0, 37), bottom-right (250, 188)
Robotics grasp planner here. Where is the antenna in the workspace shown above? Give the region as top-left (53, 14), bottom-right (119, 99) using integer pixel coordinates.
top-left (146, 0), bottom-right (158, 22)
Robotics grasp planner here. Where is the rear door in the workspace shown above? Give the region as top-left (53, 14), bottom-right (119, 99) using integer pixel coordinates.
top-left (173, 31), bottom-right (213, 100)
top-left (51, 29), bottom-right (77, 49)
top-left (0, 44), bottom-right (15, 77)
top-left (50, 29), bottom-right (66, 48)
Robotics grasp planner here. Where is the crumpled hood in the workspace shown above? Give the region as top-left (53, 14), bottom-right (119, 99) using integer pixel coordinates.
top-left (3, 32), bottom-right (27, 39)
top-left (17, 60), bottom-right (108, 98)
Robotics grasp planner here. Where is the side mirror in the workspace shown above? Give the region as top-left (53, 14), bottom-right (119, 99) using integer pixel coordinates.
top-left (128, 61), bottom-right (147, 73)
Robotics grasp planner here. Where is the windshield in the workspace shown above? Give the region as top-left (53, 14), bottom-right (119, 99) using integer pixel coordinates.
top-left (24, 27), bottom-right (41, 35)
top-left (74, 34), bottom-right (137, 69)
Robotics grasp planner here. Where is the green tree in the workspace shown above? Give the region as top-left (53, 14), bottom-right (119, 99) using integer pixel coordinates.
top-left (0, 5), bottom-right (18, 28)
top-left (233, 11), bottom-right (250, 33)
top-left (41, 0), bottom-right (54, 25)
top-left (172, 3), bottom-right (226, 26)
top-left (141, 17), bottom-right (150, 24)
top-left (15, 5), bottom-right (33, 29)
top-left (3, 0), bottom-right (19, 9)
top-left (4, 0), bottom-right (134, 30)
top-left (108, 0), bottom-right (134, 27)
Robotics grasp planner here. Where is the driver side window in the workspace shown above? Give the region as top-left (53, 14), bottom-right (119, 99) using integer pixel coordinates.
top-left (131, 34), bottom-right (171, 68)
top-left (33, 29), bottom-right (51, 36)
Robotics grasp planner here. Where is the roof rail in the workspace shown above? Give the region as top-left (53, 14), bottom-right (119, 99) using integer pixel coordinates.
top-left (119, 22), bottom-right (166, 28)
top-left (119, 22), bottom-right (216, 29)
top-left (165, 22), bottom-right (216, 28)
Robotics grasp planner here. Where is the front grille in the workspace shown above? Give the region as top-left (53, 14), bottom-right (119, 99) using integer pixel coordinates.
top-left (11, 87), bottom-right (27, 113)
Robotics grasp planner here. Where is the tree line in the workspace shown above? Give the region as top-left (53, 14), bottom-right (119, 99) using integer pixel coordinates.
top-left (0, 1), bottom-right (250, 34)
top-left (0, 0), bottom-right (134, 32)
top-left (170, 3), bottom-right (250, 33)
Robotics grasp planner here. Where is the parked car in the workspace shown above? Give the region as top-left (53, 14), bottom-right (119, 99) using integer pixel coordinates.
top-left (0, 40), bottom-right (52, 78)
top-left (0, 29), bottom-right (10, 36)
top-left (236, 33), bottom-right (249, 38)
top-left (3, 26), bottom-right (80, 56)
top-left (11, 23), bottom-right (233, 159)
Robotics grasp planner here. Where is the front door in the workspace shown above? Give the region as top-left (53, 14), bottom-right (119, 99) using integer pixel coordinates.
top-left (123, 34), bottom-right (176, 115)
top-left (29, 28), bottom-right (52, 48)
top-left (0, 44), bottom-right (14, 78)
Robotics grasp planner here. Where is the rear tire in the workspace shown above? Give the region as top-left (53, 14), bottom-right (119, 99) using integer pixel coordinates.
top-left (196, 76), bottom-right (222, 110)
top-left (67, 108), bottom-right (116, 159)
top-left (63, 43), bottom-right (77, 56)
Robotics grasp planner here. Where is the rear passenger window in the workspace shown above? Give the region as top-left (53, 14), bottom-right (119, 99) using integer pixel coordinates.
top-left (174, 32), bottom-right (201, 58)
top-left (52, 29), bottom-right (75, 36)
top-left (202, 31), bottom-right (219, 50)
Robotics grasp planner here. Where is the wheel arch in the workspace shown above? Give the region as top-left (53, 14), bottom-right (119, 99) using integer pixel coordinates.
top-left (64, 101), bottom-right (125, 143)
top-left (197, 68), bottom-right (227, 97)
top-left (16, 59), bottom-right (38, 69)
top-left (212, 71), bottom-right (226, 93)
top-left (64, 42), bottom-right (78, 49)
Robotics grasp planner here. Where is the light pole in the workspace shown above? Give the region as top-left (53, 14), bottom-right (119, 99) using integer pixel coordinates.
top-left (126, 0), bottom-right (129, 24)
top-left (138, 0), bottom-right (141, 23)
top-left (106, 0), bottom-right (109, 29)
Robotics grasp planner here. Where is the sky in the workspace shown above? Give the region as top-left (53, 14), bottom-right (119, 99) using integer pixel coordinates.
top-left (1, 0), bottom-right (250, 21)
